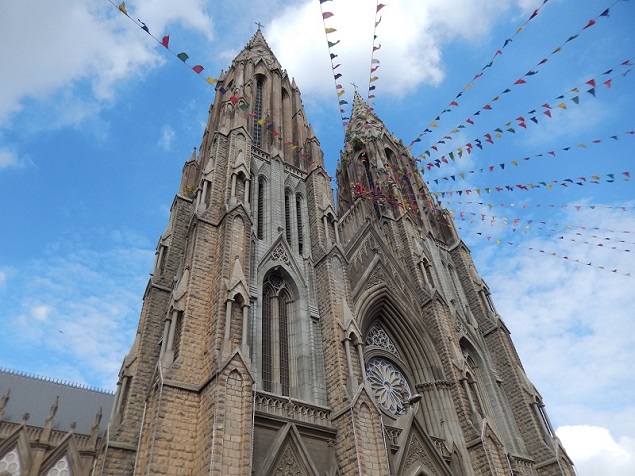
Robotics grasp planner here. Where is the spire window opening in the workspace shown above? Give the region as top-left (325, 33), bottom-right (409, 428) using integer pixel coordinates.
top-left (284, 191), bottom-right (292, 245)
top-left (257, 176), bottom-right (265, 240)
top-left (296, 194), bottom-right (304, 255)
top-left (253, 77), bottom-right (264, 148)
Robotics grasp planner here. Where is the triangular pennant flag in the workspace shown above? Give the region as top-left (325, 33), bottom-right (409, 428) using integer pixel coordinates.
top-left (325, 28), bottom-right (337, 34)
top-left (322, 12), bottom-right (334, 19)
top-left (177, 52), bottom-right (189, 62)
top-left (206, 77), bottom-right (217, 85)
top-left (161, 35), bottom-right (170, 48)
top-left (118, 2), bottom-right (128, 15)
top-left (193, 65), bottom-right (204, 74)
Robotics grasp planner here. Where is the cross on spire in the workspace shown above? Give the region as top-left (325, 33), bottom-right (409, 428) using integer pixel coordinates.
top-left (351, 82), bottom-right (359, 92)
top-left (255, 21), bottom-right (264, 31)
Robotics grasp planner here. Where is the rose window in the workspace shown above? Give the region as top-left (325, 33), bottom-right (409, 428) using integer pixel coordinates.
top-left (366, 357), bottom-right (411, 415)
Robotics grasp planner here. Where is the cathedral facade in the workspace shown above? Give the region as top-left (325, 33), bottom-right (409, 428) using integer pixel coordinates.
top-left (87, 30), bottom-right (572, 475)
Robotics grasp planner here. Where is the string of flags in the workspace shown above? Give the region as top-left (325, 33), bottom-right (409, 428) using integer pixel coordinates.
top-left (430, 171), bottom-right (630, 198)
top-left (451, 211), bottom-right (635, 247)
top-left (407, 0), bottom-right (551, 147)
top-left (113, 1), bottom-right (217, 86)
top-left (425, 130), bottom-right (635, 185)
top-left (455, 226), bottom-right (633, 277)
top-left (419, 59), bottom-right (633, 170)
top-left (442, 200), bottom-right (632, 219)
top-left (319, 0), bottom-right (351, 127)
top-left (366, 2), bottom-right (387, 108)
top-left (410, 0), bottom-right (621, 154)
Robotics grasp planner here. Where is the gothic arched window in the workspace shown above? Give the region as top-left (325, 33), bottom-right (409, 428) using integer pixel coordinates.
top-left (257, 176), bottom-right (266, 240)
top-left (284, 190), bottom-right (293, 245)
top-left (296, 194), bottom-right (304, 255)
top-left (253, 76), bottom-right (264, 148)
top-left (261, 273), bottom-right (292, 396)
top-left (364, 322), bottom-right (412, 415)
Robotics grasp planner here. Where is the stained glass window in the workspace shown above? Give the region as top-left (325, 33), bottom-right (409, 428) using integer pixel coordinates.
top-left (0, 447), bottom-right (21, 476)
top-left (365, 323), bottom-right (399, 356)
top-left (366, 357), bottom-right (411, 415)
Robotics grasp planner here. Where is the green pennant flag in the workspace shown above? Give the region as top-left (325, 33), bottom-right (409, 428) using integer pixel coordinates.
top-left (177, 52), bottom-right (189, 62)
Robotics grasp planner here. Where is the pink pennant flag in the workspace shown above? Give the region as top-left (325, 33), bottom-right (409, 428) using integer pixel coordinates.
top-left (322, 12), bottom-right (334, 19)
top-left (604, 79), bottom-right (612, 88)
top-left (161, 35), bottom-right (170, 48)
top-left (192, 65), bottom-right (204, 74)
top-left (373, 44), bottom-right (382, 52)
top-left (514, 79), bottom-right (527, 85)
top-left (583, 19), bottom-right (596, 29)
top-left (377, 4), bottom-right (387, 12)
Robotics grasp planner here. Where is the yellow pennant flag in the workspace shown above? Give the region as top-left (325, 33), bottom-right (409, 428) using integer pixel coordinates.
top-left (577, 143), bottom-right (586, 148)
top-left (370, 76), bottom-right (379, 82)
top-left (430, 122), bottom-right (437, 127)
top-left (337, 89), bottom-right (345, 97)
top-left (206, 77), bottom-right (217, 85)
top-left (547, 184), bottom-right (553, 189)
top-left (511, 160), bottom-right (518, 166)
top-left (325, 28), bottom-right (337, 34)
top-left (119, 2), bottom-right (128, 14)
top-left (291, 145), bottom-right (299, 150)
top-left (557, 102), bottom-right (567, 109)
top-left (465, 83), bottom-right (473, 89)
top-left (258, 118), bottom-right (266, 125)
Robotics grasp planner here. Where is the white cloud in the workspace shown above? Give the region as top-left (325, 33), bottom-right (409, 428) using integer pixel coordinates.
top-left (0, 149), bottom-right (21, 169)
top-left (471, 204), bottom-right (635, 441)
top-left (0, 270), bottom-right (7, 287)
top-left (31, 304), bottom-right (54, 323)
top-left (158, 124), bottom-right (176, 150)
top-left (0, 0), bottom-right (213, 127)
top-left (3, 232), bottom-right (155, 389)
top-left (557, 425), bottom-right (635, 476)
top-left (266, 0), bottom-right (516, 100)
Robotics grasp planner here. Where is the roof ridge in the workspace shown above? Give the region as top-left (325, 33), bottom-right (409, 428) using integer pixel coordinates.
top-left (0, 367), bottom-right (115, 395)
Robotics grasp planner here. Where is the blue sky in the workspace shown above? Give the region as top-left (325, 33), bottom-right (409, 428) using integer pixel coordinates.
top-left (0, 1), bottom-right (633, 474)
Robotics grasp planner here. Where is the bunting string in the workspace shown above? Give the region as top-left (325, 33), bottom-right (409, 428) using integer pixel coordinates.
top-left (442, 200), bottom-right (632, 219)
top-left (455, 226), bottom-right (633, 277)
top-left (451, 211), bottom-right (635, 247)
top-left (411, 1), bottom-right (624, 159)
top-left (406, 0), bottom-right (552, 147)
top-left (319, 0), bottom-right (351, 127)
top-left (111, 1), bottom-right (217, 85)
top-left (419, 59), bottom-right (633, 170)
top-left (366, 2), bottom-right (387, 108)
top-left (425, 130), bottom-right (635, 185)
top-left (430, 171), bottom-right (630, 198)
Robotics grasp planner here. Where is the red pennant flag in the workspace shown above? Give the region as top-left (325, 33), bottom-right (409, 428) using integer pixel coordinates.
top-left (161, 35), bottom-right (170, 48)
top-left (450, 101), bottom-right (459, 106)
top-left (529, 9), bottom-right (538, 20)
top-left (192, 65), bottom-right (204, 74)
top-left (466, 118), bottom-right (474, 125)
top-left (544, 110), bottom-right (552, 118)
top-left (583, 19), bottom-right (596, 29)
top-left (229, 96), bottom-right (239, 103)
top-left (538, 58), bottom-right (548, 65)
top-left (586, 79), bottom-right (596, 87)
top-left (377, 4), bottom-right (386, 12)
top-left (483, 104), bottom-right (492, 110)
top-left (604, 79), bottom-right (612, 88)
top-left (514, 78), bottom-right (527, 85)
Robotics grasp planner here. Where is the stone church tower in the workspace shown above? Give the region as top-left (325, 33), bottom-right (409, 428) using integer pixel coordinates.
top-left (96, 30), bottom-right (575, 475)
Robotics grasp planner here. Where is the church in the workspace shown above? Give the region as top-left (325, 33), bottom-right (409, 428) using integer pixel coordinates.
top-left (0, 30), bottom-right (575, 475)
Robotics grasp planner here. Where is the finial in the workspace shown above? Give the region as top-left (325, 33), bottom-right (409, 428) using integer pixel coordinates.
top-left (255, 21), bottom-right (264, 31)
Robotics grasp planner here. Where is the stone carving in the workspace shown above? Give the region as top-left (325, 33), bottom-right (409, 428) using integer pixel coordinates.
top-left (403, 435), bottom-right (439, 476)
top-left (271, 243), bottom-right (291, 265)
top-left (274, 446), bottom-right (304, 476)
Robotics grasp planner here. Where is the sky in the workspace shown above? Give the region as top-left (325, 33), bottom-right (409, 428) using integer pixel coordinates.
top-left (0, 1), bottom-right (633, 474)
